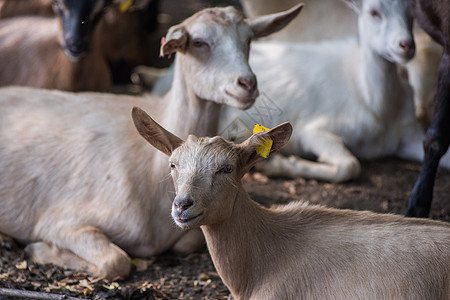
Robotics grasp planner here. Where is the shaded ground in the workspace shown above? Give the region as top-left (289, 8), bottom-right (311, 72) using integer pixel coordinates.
top-left (0, 158), bottom-right (449, 299)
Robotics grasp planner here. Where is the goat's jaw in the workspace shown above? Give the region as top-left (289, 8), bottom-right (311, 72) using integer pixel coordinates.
top-left (385, 45), bottom-right (415, 65)
top-left (224, 89), bottom-right (258, 110)
top-left (391, 49), bottom-right (415, 64)
top-left (63, 47), bottom-right (88, 63)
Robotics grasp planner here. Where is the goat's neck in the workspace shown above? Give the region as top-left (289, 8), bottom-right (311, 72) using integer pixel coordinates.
top-left (162, 57), bottom-right (221, 138)
top-left (358, 38), bottom-right (406, 120)
top-left (201, 185), bottom-right (282, 298)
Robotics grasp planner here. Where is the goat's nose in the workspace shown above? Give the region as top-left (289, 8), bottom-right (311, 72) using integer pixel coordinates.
top-left (399, 39), bottom-right (414, 53)
top-left (174, 195), bottom-right (194, 212)
top-left (68, 43), bottom-right (86, 56)
top-left (238, 75), bottom-right (257, 93)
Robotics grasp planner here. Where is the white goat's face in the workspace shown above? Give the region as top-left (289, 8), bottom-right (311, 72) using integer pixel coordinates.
top-left (358, 0), bottom-right (414, 64)
top-left (160, 5), bottom-right (304, 110)
top-left (174, 7), bottom-right (257, 110)
top-left (169, 136), bottom-right (241, 229)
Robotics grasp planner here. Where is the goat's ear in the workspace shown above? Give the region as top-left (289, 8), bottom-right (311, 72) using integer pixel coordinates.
top-left (131, 107), bottom-right (184, 156)
top-left (341, 0), bottom-right (362, 14)
top-left (248, 3), bottom-right (303, 39)
top-left (160, 25), bottom-right (188, 57)
top-left (238, 122), bottom-right (293, 175)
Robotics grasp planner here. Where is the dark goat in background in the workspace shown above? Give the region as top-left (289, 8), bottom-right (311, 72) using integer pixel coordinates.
top-left (0, 0), bottom-right (158, 91)
top-left (406, 0), bottom-right (450, 217)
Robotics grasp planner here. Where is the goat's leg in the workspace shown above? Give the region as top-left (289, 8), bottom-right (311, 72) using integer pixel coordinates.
top-left (257, 130), bottom-right (361, 182)
top-left (28, 225), bottom-right (131, 279)
top-left (25, 241), bottom-right (100, 275)
top-left (406, 52), bottom-right (450, 217)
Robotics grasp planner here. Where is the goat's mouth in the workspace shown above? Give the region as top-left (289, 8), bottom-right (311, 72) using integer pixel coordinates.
top-left (173, 213), bottom-right (203, 228)
top-left (390, 49), bottom-right (415, 64)
top-left (225, 90), bottom-right (258, 110)
top-left (62, 46), bottom-right (88, 63)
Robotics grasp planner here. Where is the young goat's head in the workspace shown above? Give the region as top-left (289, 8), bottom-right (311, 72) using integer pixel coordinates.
top-left (343, 0), bottom-right (415, 63)
top-left (160, 4), bottom-right (303, 110)
top-left (132, 107), bottom-right (292, 228)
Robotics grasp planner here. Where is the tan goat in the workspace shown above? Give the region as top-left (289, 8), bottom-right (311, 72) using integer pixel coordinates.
top-left (0, 4), bottom-right (303, 280)
top-left (133, 107), bottom-right (450, 300)
top-left (0, 0), bottom-right (53, 17)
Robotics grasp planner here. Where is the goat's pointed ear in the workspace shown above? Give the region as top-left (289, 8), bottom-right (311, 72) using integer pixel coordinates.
top-left (131, 107), bottom-right (184, 156)
top-left (160, 25), bottom-right (188, 57)
top-left (341, 0), bottom-right (362, 14)
top-left (248, 3), bottom-right (303, 39)
top-left (238, 122), bottom-right (293, 176)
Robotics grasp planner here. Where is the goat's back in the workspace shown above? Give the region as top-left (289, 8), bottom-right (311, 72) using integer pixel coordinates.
top-left (0, 16), bottom-right (111, 91)
top-left (261, 202), bottom-right (450, 299)
top-left (0, 87), bottom-right (163, 245)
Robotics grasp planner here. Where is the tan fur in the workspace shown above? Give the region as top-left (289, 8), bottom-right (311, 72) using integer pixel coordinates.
top-left (0, 16), bottom-right (112, 92)
top-left (139, 117), bottom-right (450, 299)
top-left (0, 5), bottom-right (302, 280)
top-left (0, 0), bottom-right (53, 18)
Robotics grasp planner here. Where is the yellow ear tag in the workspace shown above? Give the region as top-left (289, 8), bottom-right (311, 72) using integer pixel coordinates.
top-left (253, 124), bottom-right (273, 158)
top-left (118, 0), bottom-right (133, 12)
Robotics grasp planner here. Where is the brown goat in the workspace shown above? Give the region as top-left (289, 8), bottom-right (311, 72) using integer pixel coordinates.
top-left (133, 107), bottom-right (450, 299)
top-left (0, 0), bottom-right (158, 91)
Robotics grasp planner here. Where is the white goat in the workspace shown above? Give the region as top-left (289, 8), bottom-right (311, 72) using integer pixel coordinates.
top-left (219, 0), bottom-right (450, 183)
top-left (0, 5), bottom-right (303, 280)
top-left (133, 108), bottom-right (450, 300)
top-left (240, 0), bottom-right (442, 130)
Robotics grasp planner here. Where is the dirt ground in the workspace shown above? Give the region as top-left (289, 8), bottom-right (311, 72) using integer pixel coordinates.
top-left (0, 158), bottom-right (449, 300)
top-left (0, 1), bottom-right (449, 299)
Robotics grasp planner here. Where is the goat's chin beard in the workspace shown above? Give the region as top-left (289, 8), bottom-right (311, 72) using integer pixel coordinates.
top-left (383, 50), bottom-right (414, 65)
top-left (224, 92), bottom-right (257, 110)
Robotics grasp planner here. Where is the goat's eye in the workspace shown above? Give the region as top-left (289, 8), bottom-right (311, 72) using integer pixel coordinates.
top-left (218, 165), bottom-right (233, 174)
top-left (370, 9), bottom-right (381, 18)
top-left (170, 162), bottom-right (176, 170)
top-left (193, 39), bottom-right (207, 48)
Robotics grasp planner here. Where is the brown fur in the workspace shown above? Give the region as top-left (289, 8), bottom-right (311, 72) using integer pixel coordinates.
top-left (0, 16), bottom-right (111, 91)
top-left (0, 0), bottom-right (156, 92)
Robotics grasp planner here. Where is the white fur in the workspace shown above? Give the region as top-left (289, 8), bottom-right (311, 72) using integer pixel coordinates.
top-left (240, 0), bottom-right (442, 130)
top-left (219, 0), bottom-right (449, 182)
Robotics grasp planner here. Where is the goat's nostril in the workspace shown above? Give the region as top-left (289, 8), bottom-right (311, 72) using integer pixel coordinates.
top-left (238, 76), bottom-right (257, 92)
top-left (399, 40), bottom-right (413, 52)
